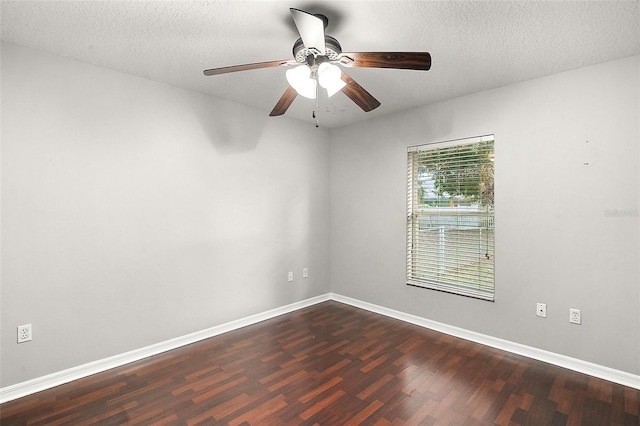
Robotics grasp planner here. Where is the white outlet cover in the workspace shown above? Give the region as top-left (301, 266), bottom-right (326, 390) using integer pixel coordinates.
top-left (287, 272), bottom-right (293, 282)
top-left (536, 303), bottom-right (547, 318)
top-left (17, 324), bottom-right (32, 343)
top-left (569, 308), bottom-right (582, 324)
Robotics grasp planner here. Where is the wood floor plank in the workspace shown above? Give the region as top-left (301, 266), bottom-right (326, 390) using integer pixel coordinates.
top-left (344, 400), bottom-right (385, 426)
top-left (1, 301), bottom-right (639, 425)
top-left (298, 376), bottom-right (342, 404)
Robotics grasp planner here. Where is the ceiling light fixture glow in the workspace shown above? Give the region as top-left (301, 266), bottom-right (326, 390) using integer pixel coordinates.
top-left (317, 62), bottom-right (346, 97)
top-left (286, 65), bottom-right (316, 99)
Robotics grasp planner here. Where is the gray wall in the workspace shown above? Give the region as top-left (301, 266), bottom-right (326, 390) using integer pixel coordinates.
top-left (330, 56), bottom-right (640, 375)
top-left (1, 43), bottom-right (331, 387)
top-left (2, 42), bottom-right (638, 389)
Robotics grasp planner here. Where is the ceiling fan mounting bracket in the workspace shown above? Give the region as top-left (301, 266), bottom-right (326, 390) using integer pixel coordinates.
top-left (313, 13), bottom-right (329, 29)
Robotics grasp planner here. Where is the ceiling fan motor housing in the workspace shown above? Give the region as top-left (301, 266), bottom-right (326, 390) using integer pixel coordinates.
top-left (293, 35), bottom-right (342, 63)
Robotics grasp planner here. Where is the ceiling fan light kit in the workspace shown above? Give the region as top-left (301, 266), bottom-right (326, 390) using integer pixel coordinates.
top-left (286, 62), bottom-right (345, 100)
top-left (203, 8), bottom-right (432, 125)
top-left (318, 62), bottom-right (346, 96)
top-left (286, 65), bottom-right (316, 99)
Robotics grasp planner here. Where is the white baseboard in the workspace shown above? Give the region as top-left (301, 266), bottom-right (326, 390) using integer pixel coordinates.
top-left (2, 292), bottom-right (637, 403)
top-left (330, 293), bottom-right (640, 391)
top-left (0, 294), bottom-right (331, 403)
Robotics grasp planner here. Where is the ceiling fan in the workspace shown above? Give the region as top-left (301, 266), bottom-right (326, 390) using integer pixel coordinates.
top-left (203, 8), bottom-right (431, 124)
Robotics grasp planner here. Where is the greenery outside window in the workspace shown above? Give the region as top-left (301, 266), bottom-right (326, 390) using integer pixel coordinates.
top-left (407, 135), bottom-right (495, 300)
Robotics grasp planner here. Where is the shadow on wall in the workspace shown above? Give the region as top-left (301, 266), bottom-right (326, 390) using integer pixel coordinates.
top-left (186, 94), bottom-right (271, 155)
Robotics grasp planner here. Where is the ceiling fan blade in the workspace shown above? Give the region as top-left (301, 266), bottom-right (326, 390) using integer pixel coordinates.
top-left (337, 52), bottom-right (431, 71)
top-left (269, 86), bottom-right (297, 116)
top-left (203, 59), bottom-right (295, 76)
top-left (340, 71), bottom-right (381, 112)
top-left (290, 8), bottom-right (326, 55)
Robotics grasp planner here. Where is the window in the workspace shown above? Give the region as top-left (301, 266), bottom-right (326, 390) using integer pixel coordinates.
top-left (407, 135), bottom-right (495, 300)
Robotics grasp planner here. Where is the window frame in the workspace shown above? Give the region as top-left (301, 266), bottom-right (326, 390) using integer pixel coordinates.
top-left (406, 135), bottom-right (495, 301)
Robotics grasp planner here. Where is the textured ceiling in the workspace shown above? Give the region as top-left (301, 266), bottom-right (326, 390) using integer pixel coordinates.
top-left (2, 1), bottom-right (639, 128)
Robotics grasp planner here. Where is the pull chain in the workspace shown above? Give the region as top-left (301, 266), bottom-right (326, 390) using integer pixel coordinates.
top-left (314, 83), bottom-right (319, 127)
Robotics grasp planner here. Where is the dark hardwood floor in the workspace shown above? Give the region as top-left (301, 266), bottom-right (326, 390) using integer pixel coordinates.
top-left (1, 301), bottom-right (638, 425)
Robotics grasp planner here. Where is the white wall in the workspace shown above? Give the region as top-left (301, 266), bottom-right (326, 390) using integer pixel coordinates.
top-left (0, 43), bottom-right (331, 387)
top-left (330, 56), bottom-right (640, 375)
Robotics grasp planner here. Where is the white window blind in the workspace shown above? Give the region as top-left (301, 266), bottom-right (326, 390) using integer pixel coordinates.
top-left (407, 135), bottom-right (495, 300)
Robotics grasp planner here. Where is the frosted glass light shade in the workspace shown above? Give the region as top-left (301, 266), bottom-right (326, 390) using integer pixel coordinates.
top-left (318, 62), bottom-right (346, 97)
top-left (286, 65), bottom-right (316, 99)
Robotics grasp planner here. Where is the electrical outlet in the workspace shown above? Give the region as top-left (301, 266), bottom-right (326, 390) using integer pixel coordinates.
top-left (536, 303), bottom-right (547, 318)
top-left (302, 268), bottom-right (308, 278)
top-left (569, 308), bottom-right (582, 325)
top-left (288, 271), bottom-right (293, 282)
top-left (17, 324), bottom-right (32, 343)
